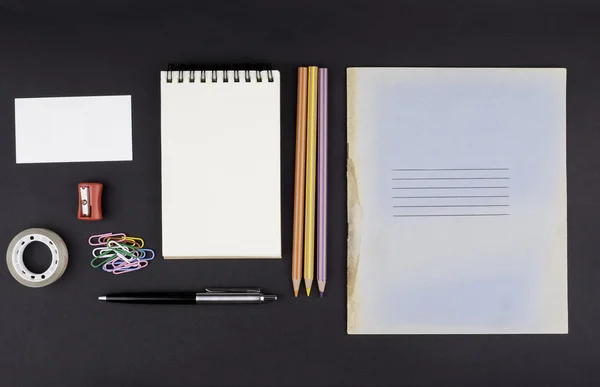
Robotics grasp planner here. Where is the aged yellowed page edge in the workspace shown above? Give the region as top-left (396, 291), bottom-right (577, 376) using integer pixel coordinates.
top-left (347, 68), bottom-right (363, 334)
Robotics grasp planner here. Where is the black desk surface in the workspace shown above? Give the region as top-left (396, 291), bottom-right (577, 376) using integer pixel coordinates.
top-left (0, 1), bottom-right (597, 386)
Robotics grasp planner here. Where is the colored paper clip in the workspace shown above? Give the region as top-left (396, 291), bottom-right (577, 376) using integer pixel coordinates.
top-left (133, 249), bottom-right (145, 259)
top-left (91, 247), bottom-right (116, 268)
top-left (139, 249), bottom-right (155, 260)
top-left (123, 236), bottom-right (144, 248)
top-left (89, 233), bottom-right (126, 246)
top-left (98, 233), bottom-right (127, 245)
top-left (104, 235), bottom-right (130, 245)
top-left (103, 257), bottom-right (148, 275)
top-left (91, 254), bottom-right (117, 268)
top-left (89, 232), bottom-right (154, 275)
top-left (92, 247), bottom-right (110, 257)
top-left (102, 257), bottom-right (128, 272)
top-left (107, 240), bottom-right (135, 253)
top-left (112, 260), bottom-right (148, 275)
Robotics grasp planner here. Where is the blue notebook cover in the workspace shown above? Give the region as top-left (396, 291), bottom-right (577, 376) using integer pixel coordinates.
top-left (347, 68), bottom-right (567, 334)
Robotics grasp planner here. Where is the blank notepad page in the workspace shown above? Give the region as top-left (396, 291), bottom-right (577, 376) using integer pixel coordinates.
top-left (161, 70), bottom-right (281, 258)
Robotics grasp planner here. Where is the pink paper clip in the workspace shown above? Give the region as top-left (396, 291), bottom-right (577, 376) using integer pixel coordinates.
top-left (89, 233), bottom-right (126, 246)
top-left (102, 257), bottom-right (125, 273)
top-left (113, 260), bottom-right (148, 275)
top-left (102, 255), bottom-right (142, 273)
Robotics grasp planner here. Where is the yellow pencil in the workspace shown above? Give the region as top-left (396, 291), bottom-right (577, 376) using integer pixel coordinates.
top-left (304, 66), bottom-right (318, 296)
top-left (292, 67), bottom-right (308, 297)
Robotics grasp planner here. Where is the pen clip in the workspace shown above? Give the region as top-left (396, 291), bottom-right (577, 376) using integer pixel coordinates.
top-left (204, 288), bottom-right (261, 294)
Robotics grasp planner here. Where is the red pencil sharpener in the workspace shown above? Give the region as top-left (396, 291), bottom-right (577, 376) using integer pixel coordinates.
top-left (78, 182), bottom-right (103, 221)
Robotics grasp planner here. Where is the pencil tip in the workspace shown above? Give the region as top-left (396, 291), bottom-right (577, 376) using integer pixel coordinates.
top-left (304, 279), bottom-right (313, 296)
top-left (98, 296), bottom-right (106, 301)
top-left (320, 292), bottom-right (323, 298)
top-left (294, 290), bottom-right (299, 297)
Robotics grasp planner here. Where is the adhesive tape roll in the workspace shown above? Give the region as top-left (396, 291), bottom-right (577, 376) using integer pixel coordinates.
top-left (6, 228), bottom-right (68, 288)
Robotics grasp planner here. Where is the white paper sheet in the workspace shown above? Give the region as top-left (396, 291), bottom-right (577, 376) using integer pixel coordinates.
top-left (15, 95), bottom-right (133, 164)
top-left (347, 68), bottom-right (567, 334)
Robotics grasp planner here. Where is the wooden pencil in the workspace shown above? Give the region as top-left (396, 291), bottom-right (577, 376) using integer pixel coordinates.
top-left (292, 67), bottom-right (308, 297)
top-left (317, 68), bottom-right (328, 297)
top-left (304, 66), bottom-right (318, 296)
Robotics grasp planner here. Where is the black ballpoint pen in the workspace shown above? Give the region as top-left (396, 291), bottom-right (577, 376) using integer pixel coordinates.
top-left (97, 288), bottom-right (278, 305)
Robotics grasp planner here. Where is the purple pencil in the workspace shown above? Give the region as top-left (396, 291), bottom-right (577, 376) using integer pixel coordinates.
top-left (317, 68), bottom-right (328, 297)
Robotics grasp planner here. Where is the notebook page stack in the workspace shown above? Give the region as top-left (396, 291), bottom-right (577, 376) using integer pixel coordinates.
top-left (161, 67), bottom-right (281, 259)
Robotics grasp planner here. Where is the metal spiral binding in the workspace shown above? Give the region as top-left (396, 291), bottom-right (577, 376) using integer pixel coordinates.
top-left (166, 63), bottom-right (274, 84)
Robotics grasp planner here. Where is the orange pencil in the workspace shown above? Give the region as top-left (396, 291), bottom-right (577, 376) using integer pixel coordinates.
top-left (292, 68), bottom-right (308, 297)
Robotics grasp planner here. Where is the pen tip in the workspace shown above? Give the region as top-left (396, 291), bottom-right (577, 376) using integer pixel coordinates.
top-left (294, 290), bottom-right (299, 297)
top-left (320, 292), bottom-right (323, 298)
top-left (98, 296), bottom-right (106, 301)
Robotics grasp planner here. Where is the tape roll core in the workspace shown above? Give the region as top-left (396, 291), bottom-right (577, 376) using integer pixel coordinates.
top-left (6, 228), bottom-right (68, 288)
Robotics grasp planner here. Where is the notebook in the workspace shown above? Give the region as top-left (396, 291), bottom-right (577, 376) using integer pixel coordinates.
top-left (347, 67), bottom-right (567, 334)
top-left (161, 65), bottom-right (281, 259)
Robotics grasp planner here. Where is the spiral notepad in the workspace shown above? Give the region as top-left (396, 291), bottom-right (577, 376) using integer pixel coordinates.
top-left (160, 64), bottom-right (281, 259)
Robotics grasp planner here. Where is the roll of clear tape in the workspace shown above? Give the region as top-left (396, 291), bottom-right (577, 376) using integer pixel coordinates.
top-left (6, 228), bottom-right (68, 288)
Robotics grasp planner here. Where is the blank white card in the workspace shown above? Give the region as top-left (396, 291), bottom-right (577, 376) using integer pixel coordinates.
top-left (15, 95), bottom-right (133, 164)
